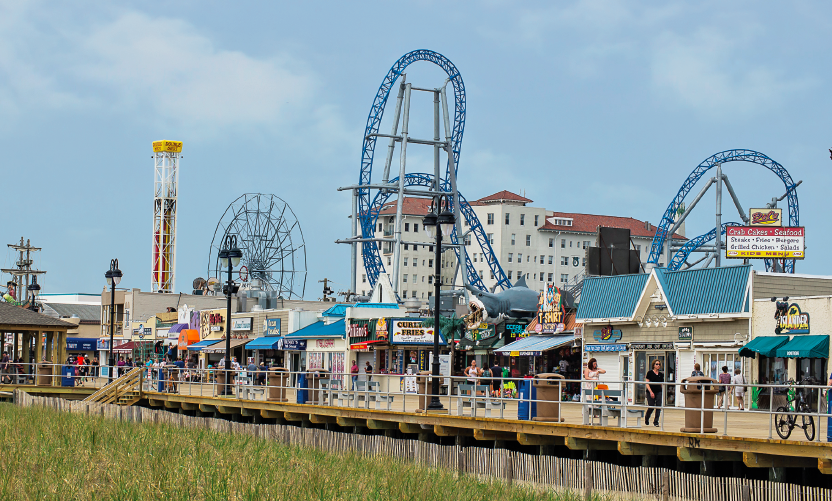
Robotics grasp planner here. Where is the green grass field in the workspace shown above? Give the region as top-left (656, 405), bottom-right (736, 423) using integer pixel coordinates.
top-left (0, 404), bottom-right (593, 501)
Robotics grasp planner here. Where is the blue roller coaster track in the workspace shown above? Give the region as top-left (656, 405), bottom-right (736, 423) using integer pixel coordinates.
top-left (357, 50), bottom-right (509, 291)
top-left (647, 149), bottom-right (799, 273)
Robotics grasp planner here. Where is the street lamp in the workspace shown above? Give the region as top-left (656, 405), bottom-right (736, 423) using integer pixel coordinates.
top-left (28, 276), bottom-right (40, 312)
top-left (422, 194), bottom-right (455, 411)
top-left (104, 259), bottom-right (122, 383)
top-left (218, 235), bottom-right (242, 395)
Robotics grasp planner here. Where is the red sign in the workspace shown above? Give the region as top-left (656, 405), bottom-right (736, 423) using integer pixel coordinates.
top-left (725, 227), bottom-right (805, 259)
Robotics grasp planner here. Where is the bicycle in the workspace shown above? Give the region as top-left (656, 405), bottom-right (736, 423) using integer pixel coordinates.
top-left (774, 378), bottom-right (815, 441)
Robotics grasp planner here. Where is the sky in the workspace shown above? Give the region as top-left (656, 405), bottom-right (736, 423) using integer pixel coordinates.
top-left (1, 0), bottom-right (830, 299)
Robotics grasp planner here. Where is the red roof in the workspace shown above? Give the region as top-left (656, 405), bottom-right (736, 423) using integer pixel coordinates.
top-left (539, 212), bottom-right (686, 240)
top-left (471, 190), bottom-right (532, 205)
top-left (377, 198), bottom-right (433, 216)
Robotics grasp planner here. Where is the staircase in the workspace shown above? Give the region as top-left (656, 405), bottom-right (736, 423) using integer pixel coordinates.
top-left (566, 271), bottom-right (586, 303)
top-left (84, 367), bottom-right (144, 406)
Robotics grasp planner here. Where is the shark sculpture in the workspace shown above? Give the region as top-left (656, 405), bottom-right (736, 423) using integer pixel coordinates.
top-left (464, 276), bottom-right (541, 329)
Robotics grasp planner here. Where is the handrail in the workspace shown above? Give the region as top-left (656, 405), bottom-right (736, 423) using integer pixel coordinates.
top-left (84, 367), bottom-right (144, 404)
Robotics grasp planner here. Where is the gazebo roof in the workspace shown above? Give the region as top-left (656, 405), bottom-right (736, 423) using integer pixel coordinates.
top-left (0, 301), bottom-right (76, 330)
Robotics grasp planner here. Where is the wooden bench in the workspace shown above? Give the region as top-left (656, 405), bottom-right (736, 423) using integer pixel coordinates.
top-left (456, 384), bottom-right (489, 417)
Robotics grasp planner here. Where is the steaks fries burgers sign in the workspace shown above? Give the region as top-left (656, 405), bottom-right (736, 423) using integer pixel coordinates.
top-left (725, 227), bottom-right (804, 259)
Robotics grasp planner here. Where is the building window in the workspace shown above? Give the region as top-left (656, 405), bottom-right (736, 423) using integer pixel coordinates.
top-left (582, 257), bottom-right (587, 266)
top-left (429, 246), bottom-right (433, 252)
top-left (539, 273), bottom-right (544, 282)
top-left (362, 274), bottom-right (367, 283)
top-left (403, 290), bottom-right (408, 296)
top-left (378, 223), bottom-right (382, 232)
top-left (508, 253), bottom-right (513, 263)
top-left (479, 270), bottom-right (484, 279)
top-left (404, 244), bottom-right (408, 250)
top-left (429, 259), bottom-right (433, 267)
top-left (404, 223), bottom-right (409, 232)
top-left (535, 215), bottom-right (539, 226)
top-left (487, 213), bottom-right (494, 225)
top-left (387, 257), bottom-right (391, 265)
top-left (636, 244), bottom-right (641, 252)
top-left (428, 275), bottom-right (433, 284)
top-left (421, 292), bottom-right (425, 298)
top-left (561, 256), bottom-right (568, 265)
top-left (527, 255), bottom-right (531, 263)
top-left (428, 291), bottom-right (432, 297)
top-left (525, 235), bottom-right (531, 246)
top-left (413, 274), bottom-right (417, 283)
top-left (583, 241), bottom-right (590, 249)
top-left (473, 254), bottom-right (477, 263)
top-left (539, 255), bottom-right (544, 264)
top-left (505, 213), bottom-right (510, 225)
top-left (414, 224), bottom-right (419, 233)
top-left (490, 271), bottom-right (495, 280)
top-left (548, 255), bottom-right (553, 264)
top-left (413, 259), bottom-right (417, 266)
top-left (570, 241), bottom-right (573, 247)
top-left (403, 257), bottom-right (408, 266)
top-left (508, 271), bottom-right (513, 279)
top-left (421, 276), bottom-right (425, 282)
top-left (554, 218), bottom-right (573, 226)
top-left (560, 274), bottom-right (568, 283)
top-left (403, 274), bottom-right (407, 282)
top-left (518, 253), bottom-right (523, 262)
top-left (520, 214), bottom-right (525, 226)
top-left (487, 233), bottom-right (494, 245)
top-left (511, 234), bottom-right (516, 246)
top-left (464, 235), bottom-right (471, 246)
top-left (561, 239), bottom-right (566, 248)
top-left (548, 273), bottom-right (553, 282)
top-left (412, 290), bottom-right (417, 298)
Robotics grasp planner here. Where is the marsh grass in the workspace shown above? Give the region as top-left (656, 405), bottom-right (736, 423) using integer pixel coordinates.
top-left (0, 404), bottom-right (606, 501)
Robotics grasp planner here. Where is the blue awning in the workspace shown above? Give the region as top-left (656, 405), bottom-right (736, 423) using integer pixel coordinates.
top-left (66, 337), bottom-right (97, 351)
top-left (494, 335), bottom-right (576, 356)
top-left (187, 339), bottom-right (221, 352)
top-left (245, 336), bottom-right (283, 350)
top-left (286, 319), bottom-right (345, 338)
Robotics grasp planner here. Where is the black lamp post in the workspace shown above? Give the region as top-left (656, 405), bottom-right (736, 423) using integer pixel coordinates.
top-left (218, 235), bottom-right (242, 395)
top-left (422, 195), bottom-right (456, 411)
top-left (104, 259), bottom-right (122, 383)
top-left (28, 276), bottom-right (40, 312)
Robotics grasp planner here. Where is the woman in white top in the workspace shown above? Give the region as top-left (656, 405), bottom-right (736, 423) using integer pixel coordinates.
top-left (582, 358), bottom-right (606, 424)
top-left (465, 360), bottom-right (479, 384)
top-left (731, 368), bottom-right (746, 410)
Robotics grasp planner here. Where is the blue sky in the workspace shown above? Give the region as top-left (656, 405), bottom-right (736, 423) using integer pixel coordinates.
top-left (1, 1), bottom-right (830, 298)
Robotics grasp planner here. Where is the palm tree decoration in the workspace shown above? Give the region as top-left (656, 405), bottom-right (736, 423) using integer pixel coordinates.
top-left (422, 313), bottom-right (467, 370)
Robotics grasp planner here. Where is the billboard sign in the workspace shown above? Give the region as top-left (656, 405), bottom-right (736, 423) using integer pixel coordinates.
top-left (231, 317), bottom-right (252, 331)
top-left (725, 227), bottom-right (804, 259)
top-left (750, 208), bottom-right (782, 227)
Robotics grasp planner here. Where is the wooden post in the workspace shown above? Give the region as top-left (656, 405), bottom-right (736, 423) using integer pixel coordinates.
top-left (583, 462), bottom-right (592, 501)
top-left (661, 469), bottom-right (669, 501)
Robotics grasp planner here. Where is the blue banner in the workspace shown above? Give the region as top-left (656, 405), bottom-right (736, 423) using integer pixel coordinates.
top-left (66, 338), bottom-right (96, 351)
top-left (585, 343), bottom-right (628, 352)
top-left (279, 338), bottom-right (306, 351)
top-left (266, 318), bottom-right (281, 336)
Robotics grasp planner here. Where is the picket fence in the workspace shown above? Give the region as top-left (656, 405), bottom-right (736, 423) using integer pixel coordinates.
top-left (14, 391), bottom-right (832, 501)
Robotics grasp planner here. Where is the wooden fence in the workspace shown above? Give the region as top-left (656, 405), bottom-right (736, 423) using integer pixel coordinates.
top-left (14, 391), bottom-right (831, 501)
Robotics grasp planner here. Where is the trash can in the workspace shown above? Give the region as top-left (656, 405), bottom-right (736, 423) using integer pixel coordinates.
top-left (157, 368), bottom-right (166, 392)
top-left (61, 365), bottom-right (76, 387)
top-left (532, 373), bottom-right (565, 422)
top-left (416, 371), bottom-right (436, 412)
top-left (36, 363), bottom-right (53, 386)
top-left (679, 376), bottom-right (718, 433)
top-left (307, 370), bottom-right (330, 405)
top-left (214, 367), bottom-right (235, 397)
top-left (518, 378), bottom-right (535, 420)
top-left (296, 372), bottom-right (309, 403)
top-left (267, 367), bottom-right (289, 402)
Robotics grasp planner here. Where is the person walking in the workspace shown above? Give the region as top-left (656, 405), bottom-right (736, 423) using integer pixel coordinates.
top-left (645, 359), bottom-right (665, 427)
top-left (364, 361), bottom-right (373, 382)
top-left (491, 362), bottom-right (502, 396)
top-left (732, 368), bottom-right (747, 410)
top-left (0, 352), bottom-right (9, 385)
top-left (465, 360), bottom-right (479, 384)
top-left (690, 363), bottom-right (704, 377)
top-left (717, 366), bottom-right (731, 408)
top-left (582, 358), bottom-right (606, 424)
top-left (350, 360), bottom-right (359, 389)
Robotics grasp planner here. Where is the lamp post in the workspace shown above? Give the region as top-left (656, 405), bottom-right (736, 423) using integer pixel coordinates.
top-left (28, 276), bottom-right (40, 312)
top-left (218, 235), bottom-right (242, 395)
top-left (422, 194), bottom-right (456, 411)
top-left (104, 259), bottom-right (122, 383)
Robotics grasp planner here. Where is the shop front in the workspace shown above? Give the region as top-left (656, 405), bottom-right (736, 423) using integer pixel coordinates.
top-left (347, 318), bottom-right (390, 377)
top-left (281, 319), bottom-right (345, 383)
top-left (456, 322), bottom-right (504, 372)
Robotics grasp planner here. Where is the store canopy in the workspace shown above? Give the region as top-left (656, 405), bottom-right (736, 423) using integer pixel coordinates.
top-left (349, 340), bottom-right (386, 350)
top-left (168, 323), bottom-right (189, 334)
top-left (187, 339), bottom-right (220, 352)
top-left (245, 336), bottom-right (283, 350)
top-left (775, 335), bottom-right (829, 359)
top-left (457, 335), bottom-right (505, 352)
top-left (112, 341), bottom-right (137, 353)
top-left (738, 336), bottom-right (789, 358)
top-left (177, 329), bottom-right (201, 350)
top-left (494, 335), bottom-right (576, 356)
top-left (286, 319), bottom-right (345, 339)
top-left (202, 338), bottom-right (250, 353)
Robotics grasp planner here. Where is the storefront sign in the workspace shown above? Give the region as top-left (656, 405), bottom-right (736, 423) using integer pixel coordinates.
top-left (465, 322), bottom-right (496, 341)
top-left (593, 325), bottom-right (622, 343)
top-left (348, 321), bottom-right (370, 338)
top-left (725, 226), bottom-right (805, 259)
top-left (750, 208), bottom-right (782, 227)
top-left (629, 343), bottom-right (674, 350)
top-left (315, 339), bottom-right (335, 349)
top-left (775, 302), bottom-right (810, 335)
top-left (375, 318), bottom-right (388, 340)
top-left (96, 338), bottom-right (110, 351)
top-left (66, 338), bottom-right (96, 351)
top-left (391, 320), bottom-right (437, 345)
top-left (278, 338), bottom-right (307, 351)
top-left (232, 317), bottom-right (252, 331)
top-left (585, 344), bottom-right (627, 352)
top-left (265, 318), bottom-right (281, 336)
top-left (505, 322), bottom-right (529, 340)
top-left (536, 283), bottom-right (565, 334)
top-left (678, 326), bottom-right (693, 341)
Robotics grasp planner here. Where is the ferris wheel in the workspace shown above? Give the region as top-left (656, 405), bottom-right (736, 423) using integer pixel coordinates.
top-left (208, 193), bottom-right (307, 299)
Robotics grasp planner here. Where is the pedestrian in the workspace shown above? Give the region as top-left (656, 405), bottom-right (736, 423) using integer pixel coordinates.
top-left (732, 368), bottom-right (747, 410)
top-left (491, 361), bottom-right (502, 396)
top-left (0, 352), bottom-right (9, 384)
top-left (690, 363), bottom-right (704, 377)
top-left (717, 366), bottom-right (731, 408)
top-left (364, 361), bottom-right (373, 382)
top-left (92, 356), bottom-right (99, 378)
top-left (247, 359), bottom-right (258, 385)
top-left (465, 360), bottom-right (478, 384)
top-left (350, 360), bottom-right (359, 389)
top-left (257, 361), bottom-right (267, 385)
top-left (582, 358), bottom-right (606, 424)
top-left (645, 359), bottom-right (664, 427)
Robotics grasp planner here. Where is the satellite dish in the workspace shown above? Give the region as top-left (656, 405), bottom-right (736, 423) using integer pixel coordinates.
top-left (193, 277), bottom-right (206, 290)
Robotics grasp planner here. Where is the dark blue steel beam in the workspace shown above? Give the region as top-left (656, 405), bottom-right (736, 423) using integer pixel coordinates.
top-left (668, 223), bottom-right (742, 271)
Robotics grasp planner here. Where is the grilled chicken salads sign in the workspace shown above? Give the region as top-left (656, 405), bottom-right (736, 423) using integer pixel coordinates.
top-left (725, 226), bottom-right (804, 259)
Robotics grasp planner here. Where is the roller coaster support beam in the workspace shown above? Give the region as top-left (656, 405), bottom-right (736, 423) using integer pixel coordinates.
top-left (336, 237), bottom-right (460, 248)
top-left (721, 174), bottom-right (749, 225)
top-left (390, 83), bottom-right (413, 293)
top-left (666, 177), bottom-right (715, 245)
top-left (767, 180), bottom-right (803, 208)
top-left (715, 163), bottom-right (723, 267)
top-left (684, 255), bottom-right (709, 269)
top-left (383, 77), bottom-right (406, 184)
top-left (442, 86), bottom-right (469, 295)
top-left (351, 191), bottom-right (358, 293)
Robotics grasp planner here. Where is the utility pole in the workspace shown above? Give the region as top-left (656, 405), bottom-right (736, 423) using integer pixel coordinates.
top-left (319, 279), bottom-right (333, 302)
top-left (1, 237), bottom-right (46, 303)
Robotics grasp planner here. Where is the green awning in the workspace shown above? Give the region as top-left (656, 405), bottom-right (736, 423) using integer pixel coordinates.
top-left (738, 336), bottom-right (789, 358)
top-left (775, 335), bottom-right (830, 359)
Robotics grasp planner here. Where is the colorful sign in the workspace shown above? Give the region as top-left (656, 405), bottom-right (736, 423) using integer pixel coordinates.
top-left (231, 317), bottom-right (252, 331)
top-left (465, 322), bottom-right (496, 341)
top-left (750, 208), bottom-right (782, 227)
top-left (264, 318), bottom-right (281, 336)
top-left (536, 283), bottom-right (564, 333)
top-left (152, 140), bottom-right (183, 153)
top-left (593, 325), bottom-right (622, 343)
top-left (678, 326), bottom-right (693, 341)
top-left (774, 303), bottom-right (810, 335)
top-left (391, 319), bottom-right (442, 345)
top-left (725, 226), bottom-right (804, 259)
top-left (375, 318), bottom-right (388, 340)
top-left (505, 322), bottom-right (529, 340)
top-left (629, 343), bottom-right (674, 350)
top-left (585, 344), bottom-right (627, 352)
top-left (278, 338), bottom-right (306, 350)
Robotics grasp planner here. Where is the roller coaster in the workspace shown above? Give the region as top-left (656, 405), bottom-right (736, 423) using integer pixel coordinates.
top-left (338, 50), bottom-right (509, 295)
top-left (647, 149), bottom-right (801, 273)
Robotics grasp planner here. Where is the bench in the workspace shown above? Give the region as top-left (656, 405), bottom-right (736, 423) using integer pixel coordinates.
top-left (583, 388), bottom-right (643, 428)
top-left (237, 385), bottom-right (265, 400)
top-left (320, 379), bottom-right (342, 406)
top-left (456, 384), bottom-right (489, 417)
top-left (484, 398), bottom-right (506, 418)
